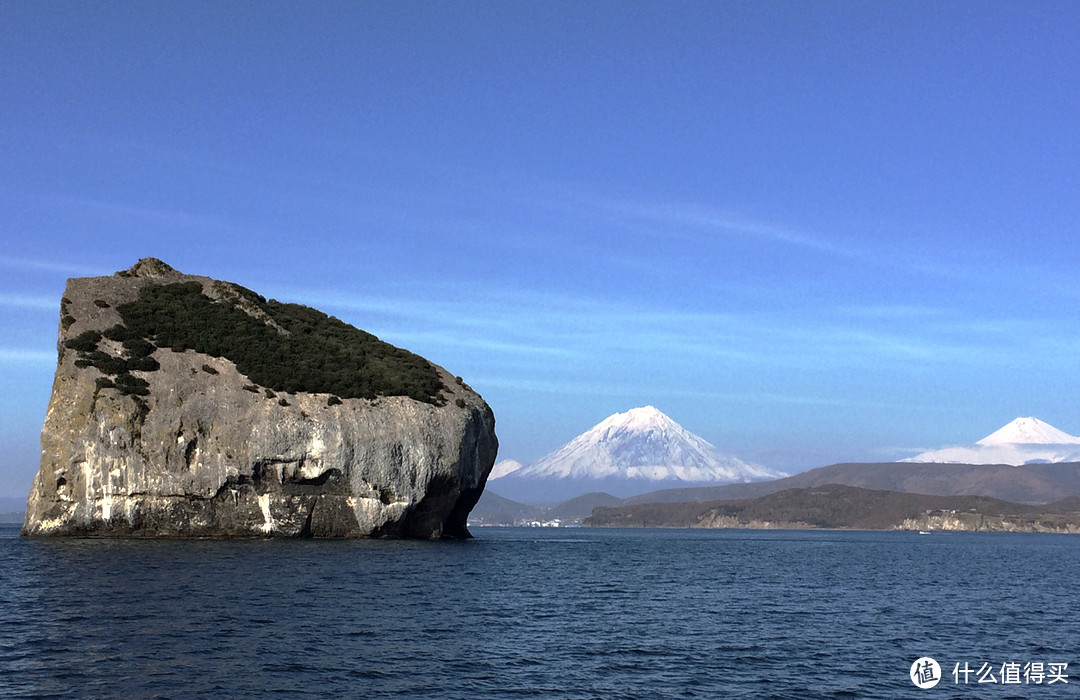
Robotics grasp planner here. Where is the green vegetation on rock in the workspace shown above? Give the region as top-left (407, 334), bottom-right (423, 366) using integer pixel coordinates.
top-left (60, 297), bottom-right (75, 330)
top-left (112, 281), bottom-right (445, 403)
top-left (64, 328), bottom-right (155, 408)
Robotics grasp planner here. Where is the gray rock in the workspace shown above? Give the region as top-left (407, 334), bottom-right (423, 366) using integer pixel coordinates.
top-left (23, 259), bottom-right (498, 538)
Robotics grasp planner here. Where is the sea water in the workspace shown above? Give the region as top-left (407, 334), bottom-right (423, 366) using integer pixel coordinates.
top-left (0, 524), bottom-right (1076, 698)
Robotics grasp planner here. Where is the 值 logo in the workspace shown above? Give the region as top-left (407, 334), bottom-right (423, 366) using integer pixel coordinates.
top-left (911, 657), bottom-right (942, 689)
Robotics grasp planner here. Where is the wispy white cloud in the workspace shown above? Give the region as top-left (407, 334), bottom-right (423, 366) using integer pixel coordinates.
top-left (601, 199), bottom-right (848, 256)
top-left (0, 293), bottom-right (57, 310)
top-left (647, 387), bottom-right (874, 408)
top-left (0, 256), bottom-right (109, 277)
top-left (474, 377), bottom-right (940, 415)
top-left (871, 446), bottom-right (932, 458)
top-left (518, 181), bottom-right (852, 257)
top-left (836, 304), bottom-right (952, 319)
top-left (516, 184), bottom-right (999, 284)
top-left (469, 376), bottom-right (644, 397)
top-left (374, 331), bottom-right (576, 358)
top-left (32, 193), bottom-right (232, 230)
top-left (0, 349), bottom-right (55, 364)
top-left (271, 281), bottom-right (1018, 374)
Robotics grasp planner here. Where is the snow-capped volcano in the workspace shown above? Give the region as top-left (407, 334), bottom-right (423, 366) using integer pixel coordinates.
top-left (905, 417), bottom-right (1080, 465)
top-left (976, 417), bottom-right (1080, 446)
top-left (488, 406), bottom-right (785, 500)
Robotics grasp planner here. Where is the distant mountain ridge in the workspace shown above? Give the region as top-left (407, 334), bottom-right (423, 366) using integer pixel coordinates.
top-left (488, 406), bottom-right (785, 501)
top-left (584, 484), bottom-right (1080, 533)
top-left (482, 415), bottom-right (1080, 516)
top-left (473, 460), bottom-right (1080, 525)
top-left (0, 496), bottom-right (26, 523)
top-left (469, 490), bottom-right (622, 526)
top-left (617, 461), bottom-right (1080, 506)
top-left (905, 417), bottom-right (1080, 465)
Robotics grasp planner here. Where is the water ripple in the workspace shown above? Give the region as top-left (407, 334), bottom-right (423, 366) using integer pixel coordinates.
top-left (0, 526), bottom-right (1078, 698)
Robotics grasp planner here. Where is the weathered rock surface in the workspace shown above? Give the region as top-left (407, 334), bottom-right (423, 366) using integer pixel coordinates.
top-left (23, 259), bottom-right (498, 538)
top-left (895, 513), bottom-right (1080, 533)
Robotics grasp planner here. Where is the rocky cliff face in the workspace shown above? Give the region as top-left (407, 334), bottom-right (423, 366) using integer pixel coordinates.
top-left (23, 259), bottom-right (498, 538)
top-left (896, 513), bottom-right (1080, 533)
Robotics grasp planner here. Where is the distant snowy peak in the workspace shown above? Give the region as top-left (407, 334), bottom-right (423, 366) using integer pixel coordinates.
top-left (505, 406), bottom-right (785, 483)
top-left (905, 417), bottom-right (1080, 465)
top-left (976, 417), bottom-right (1080, 446)
top-left (488, 459), bottom-right (524, 479)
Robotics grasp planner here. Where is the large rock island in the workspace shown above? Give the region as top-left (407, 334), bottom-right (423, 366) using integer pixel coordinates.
top-left (23, 259), bottom-right (498, 539)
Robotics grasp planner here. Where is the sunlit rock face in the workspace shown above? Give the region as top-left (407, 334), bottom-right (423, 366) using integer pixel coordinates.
top-left (23, 259), bottom-right (498, 539)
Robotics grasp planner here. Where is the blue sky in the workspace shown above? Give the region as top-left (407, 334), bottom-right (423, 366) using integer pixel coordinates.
top-left (2, 1), bottom-right (1080, 497)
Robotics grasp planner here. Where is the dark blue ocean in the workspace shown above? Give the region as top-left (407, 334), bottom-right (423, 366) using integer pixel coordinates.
top-left (1, 524), bottom-right (1077, 699)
